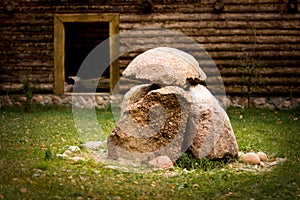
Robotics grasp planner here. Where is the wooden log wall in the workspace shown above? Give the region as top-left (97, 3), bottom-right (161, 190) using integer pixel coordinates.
top-left (0, 0), bottom-right (299, 96)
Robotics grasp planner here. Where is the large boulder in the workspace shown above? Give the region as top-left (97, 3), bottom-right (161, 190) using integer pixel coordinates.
top-left (122, 47), bottom-right (207, 88)
top-left (185, 85), bottom-right (238, 159)
top-left (108, 47), bottom-right (238, 167)
top-left (107, 85), bottom-right (192, 162)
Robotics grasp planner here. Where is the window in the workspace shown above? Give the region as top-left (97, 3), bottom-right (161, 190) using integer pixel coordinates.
top-left (54, 13), bottom-right (119, 94)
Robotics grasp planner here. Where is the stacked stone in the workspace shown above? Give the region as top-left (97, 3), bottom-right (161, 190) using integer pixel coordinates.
top-left (107, 47), bottom-right (239, 168)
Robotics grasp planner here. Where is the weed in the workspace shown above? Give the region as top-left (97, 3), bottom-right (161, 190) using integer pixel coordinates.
top-left (22, 80), bottom-right (33, 112)
top-left (237, 50), bottom-right (262, 107)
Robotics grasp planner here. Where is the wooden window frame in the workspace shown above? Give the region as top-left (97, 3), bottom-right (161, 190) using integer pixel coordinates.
top-left (53, 13), bottom-right (119, 94)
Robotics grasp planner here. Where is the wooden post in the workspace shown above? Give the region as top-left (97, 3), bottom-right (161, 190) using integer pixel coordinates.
top-left (109, 14), bottom-right (120, 94)
top-left (53, 16), bottom-right (65, 94)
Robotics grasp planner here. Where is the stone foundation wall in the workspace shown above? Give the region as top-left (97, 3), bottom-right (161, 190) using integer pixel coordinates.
top-left (0, 94), bottom-right (299, 110)
top-left (0, 94), bottom-right (111, 110)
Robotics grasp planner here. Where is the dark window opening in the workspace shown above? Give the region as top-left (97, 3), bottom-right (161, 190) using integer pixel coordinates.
top-left (64, 22), bottom-right (110, 93)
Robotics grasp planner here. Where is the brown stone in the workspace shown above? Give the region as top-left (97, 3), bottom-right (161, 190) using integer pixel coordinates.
top-left (107, 85), bottom-right (192, 162)
top-left (253, 97), bottom-right (266, 106)
top-left (52, 95), bottom-right (63, 105)
top-left (43, 96), bottom-right (52, 104)
top-left (95, 96), bottom-right (104, 105)
top-left (185, 85), bottom-right (238, 159)
top-left (256, 151), bottom-right (268, 162)
top-left (242, 152), bottom-right (261, 165)
top-left (237, 97), bottom-right (248, 108)
top-left (122, 47), bottom-right (207, 88)
top-left (148, 155), bottom-right (173, 169)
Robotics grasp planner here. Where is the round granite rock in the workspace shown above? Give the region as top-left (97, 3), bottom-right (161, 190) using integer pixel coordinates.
top-left (122, 47), bottom-right (207, 88)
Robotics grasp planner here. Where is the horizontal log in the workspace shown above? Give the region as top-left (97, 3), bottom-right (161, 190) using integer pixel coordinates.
top-left (120, 13), bottom-right (300, 22)
top-left (222, 77), bottom-right (300, 86)
top-left (0, 83), bottom-right (53, 94)
top-left (0, 74), bottom-right (53, 83)
top-left (119, 35), bottom-right (300, 46)
top-left (208, 50), bottom-right (300, 59)
top-left (220, 67), bottom-right (300, 76)
top-left (225, 85), bottom-right (300, 96)
top-left (121, 43), bottom-right (300, 53)
top-left (214, 59), bottom-right (300, 68)
top-left (119, 28), bottom-right (300, 37)
top-left (4, 0), bottom-right (297, 18)
top-left (120, 20), bottom-right (300, 30)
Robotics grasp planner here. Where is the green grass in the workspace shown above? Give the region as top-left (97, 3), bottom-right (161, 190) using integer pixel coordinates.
top-left (0, 105), bottom-right (299, 199)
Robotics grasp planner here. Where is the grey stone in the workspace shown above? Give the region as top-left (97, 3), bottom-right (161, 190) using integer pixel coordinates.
top-left (107, 85), bottom-right (192, 162)
top-left (281, 99), bottom-right (291, 108)
top-left (185, 85), bottom-right (238, 159)
top-left (122, 47), bottom-right (206, 88)
top-left (19, 96), bottom-right (27, 102)
top-left (253, 97), bottom-right (266, 107)
top-left (270, 97), bottom-right (283, 108)
top-left (81, 141), bottom-right (104, 151)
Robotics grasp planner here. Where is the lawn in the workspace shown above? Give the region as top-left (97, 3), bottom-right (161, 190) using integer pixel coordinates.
top-left (0, 105), bottom-right (299, 199)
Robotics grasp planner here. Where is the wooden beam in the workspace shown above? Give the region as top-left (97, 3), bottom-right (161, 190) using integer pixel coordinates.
top-left (109, 14), bottom-right (120, 94)
top-left (53, 16), bottom-right (65, 94)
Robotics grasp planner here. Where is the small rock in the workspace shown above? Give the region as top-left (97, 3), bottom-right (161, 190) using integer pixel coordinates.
top-left (237, 97), bottom-right (248, 108)
top-left (95, 96), bottom-right (104, 105)
top-left (63, 149), bottom-right (73, 157)
top-left (242, 152), bottom-right (261, 165)
top-left (32, 173), bottom-right (40, 177)
top-left (52, 95), bottom-right (63, 105)
top-left (256, 151), bottom-right (268, 162)
top-left (81, 141), bottom-right (103, 151)
top-left (85, 98), bottom-right (95, 109)
top-left (148, 156), bottom-right (173, 169)
top-left (36, 95), bottom-right (44, 103)
top-left (68, 157), bottom-right (85, 162)
top-left (253, 97), bottom-right (265, 106)
top-left (281, 100), bottom-right (291, 108)
top-left (43, 96), bottom-right (52, 104)
top-left (271, 97), bottom-right (283, 108)
top-left (68, 146), bottom-right (80, 153)
top-left (56, 153), bottom-right (68, 158)
top-left (19, 187), bottom-right (27, 193)
top-left (19, 96), bottom-right (27, 102)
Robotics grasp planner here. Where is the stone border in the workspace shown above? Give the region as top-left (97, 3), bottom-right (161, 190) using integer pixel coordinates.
top-left (0, 94), bottom-right (111, 110)
top-left (0, 94), bottom-right (299, 110)
top-left (227, 96), bottom-right (300, 109)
